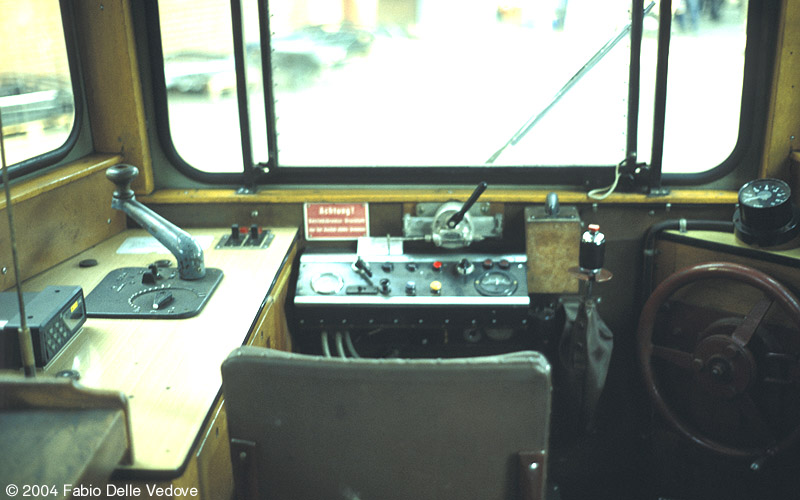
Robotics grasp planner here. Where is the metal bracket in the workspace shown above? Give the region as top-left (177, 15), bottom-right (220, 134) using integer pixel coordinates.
top-left (230, 439), bottom-right (258, 500)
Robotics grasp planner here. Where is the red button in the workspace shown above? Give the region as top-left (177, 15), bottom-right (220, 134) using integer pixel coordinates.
top-left (432, 261), bottom-right (443, 271)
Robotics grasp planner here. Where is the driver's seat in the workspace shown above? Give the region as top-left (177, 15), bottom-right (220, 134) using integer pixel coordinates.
top-left (222, 347), bottom-right (552, 500)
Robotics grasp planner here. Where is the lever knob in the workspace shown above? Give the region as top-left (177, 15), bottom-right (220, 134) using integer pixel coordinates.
top-left (106, 164), bottom-right (138, 200)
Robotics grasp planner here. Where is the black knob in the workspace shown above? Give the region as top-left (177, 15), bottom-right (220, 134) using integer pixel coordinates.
top-left (106, 164), bottom-right (138, 200)
top-left (231, 224), bottom-right (240, 241)
top-left (250, 224), bottom-right (260, 239)
top-left (379, 278), bottom-right (391, 295)
top-left (456, 258), bottom-right (474, 275)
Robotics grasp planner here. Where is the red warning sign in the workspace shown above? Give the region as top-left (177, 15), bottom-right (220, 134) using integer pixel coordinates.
top-left (304, 203), bottom-right (369, 240)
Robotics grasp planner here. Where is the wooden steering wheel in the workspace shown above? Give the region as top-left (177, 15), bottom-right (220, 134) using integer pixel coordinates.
top-left (637, 262), bottom-right (800, 464)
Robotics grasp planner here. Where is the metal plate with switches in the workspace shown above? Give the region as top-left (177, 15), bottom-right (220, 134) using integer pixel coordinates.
top-left (216, 224), bottom-right (274, 249)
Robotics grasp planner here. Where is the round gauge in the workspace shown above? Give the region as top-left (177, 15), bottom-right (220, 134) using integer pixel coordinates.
top-left (310, 272), bottom-right (344, 295)
top-left (474, 270), bottom-right (518, 296)
top-left (734, 178), bottom-right (800, 247)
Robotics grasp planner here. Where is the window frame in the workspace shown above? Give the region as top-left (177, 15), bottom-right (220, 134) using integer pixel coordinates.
top-left (146, 0), bottom-right (778, 191)
top-left (1, 0), bottom-right (85, 181)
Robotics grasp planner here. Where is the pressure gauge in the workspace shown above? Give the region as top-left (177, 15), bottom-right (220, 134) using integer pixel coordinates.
top-left (733, 178), bottom-right (800, 247)
top-left (475, 270), bottom-right (518, 296)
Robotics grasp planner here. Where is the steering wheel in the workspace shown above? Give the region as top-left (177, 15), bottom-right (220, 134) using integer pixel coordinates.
top-left (637, 262), bottom-right (800, 464)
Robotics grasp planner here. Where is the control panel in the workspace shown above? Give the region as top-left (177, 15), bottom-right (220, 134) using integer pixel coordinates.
top-left (293, 252), bottom-right (530, 357)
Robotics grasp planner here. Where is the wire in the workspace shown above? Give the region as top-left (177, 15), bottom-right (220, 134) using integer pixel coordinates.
top-left (587, 160), bottom-right (622, 200)
top-left (320, 331), bottom-right (331, 357)
top-left (344, 331), bottom-right (361, 358)
top-left (334, 332), bottom-right (347, 359)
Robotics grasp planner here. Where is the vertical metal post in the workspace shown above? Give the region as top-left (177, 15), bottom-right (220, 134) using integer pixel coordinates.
top-left (231, 0), bottom-right (257, 192)
top-left (649, 0), bottom-right (672, 195)
top-left (626, 0), bottom-right (645, 168)
top-left (258, 0), bottom-right (280, 168)
top-left (0, 106), bottom-right (36, 377)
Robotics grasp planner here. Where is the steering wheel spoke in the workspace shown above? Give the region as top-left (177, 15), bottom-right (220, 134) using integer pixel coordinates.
top-left (731, 296), bottom-right (774, 347)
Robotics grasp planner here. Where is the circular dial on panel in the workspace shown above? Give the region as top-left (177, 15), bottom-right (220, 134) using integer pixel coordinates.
top-left (734, 178), bottom-right (800, 247)
top-left (474, 270), bottom-right (518, 296)
top-left (310, 272), bottom-right (344, 295)
top-left (128, 286), bottom-right (199, 313)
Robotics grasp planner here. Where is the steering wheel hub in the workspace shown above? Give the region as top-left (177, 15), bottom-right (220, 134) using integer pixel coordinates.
top-left (693, 335), bottom-right (757, 398)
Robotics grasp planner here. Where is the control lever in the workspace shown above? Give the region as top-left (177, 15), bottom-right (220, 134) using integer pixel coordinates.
top-left (447, 182), bottom-right (488, 229)
top-left (353, 257), bottom-right (373, 278)
top-left (106, 164), bottom-right (206, 280)
top-left (545, 192), bottom-right (560, 216)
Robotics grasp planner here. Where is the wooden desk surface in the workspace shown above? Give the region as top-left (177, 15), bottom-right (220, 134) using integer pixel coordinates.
top-left (20, 227), bottom-right (298, 475)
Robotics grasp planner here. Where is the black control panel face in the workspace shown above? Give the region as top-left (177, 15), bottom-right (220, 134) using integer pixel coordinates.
top-left (293, 253), bottom-right (530, 357)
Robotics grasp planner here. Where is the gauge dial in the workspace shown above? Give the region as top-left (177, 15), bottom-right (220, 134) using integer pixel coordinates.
top-left (734, 178), bottom-right (800, 246)
top-left (311, 272), bottom-right (344, 295)
top-left (739, 178), bottom-right (790, 210)
top-left (475, 270), bottom-right (518, 296)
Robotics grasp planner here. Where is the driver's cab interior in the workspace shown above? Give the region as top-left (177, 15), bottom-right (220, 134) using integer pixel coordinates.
top-left (1, 1), bottom-right (800, 499)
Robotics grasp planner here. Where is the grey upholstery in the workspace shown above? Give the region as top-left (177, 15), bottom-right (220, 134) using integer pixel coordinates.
top-left (222, 347), bottom-right (551, 500)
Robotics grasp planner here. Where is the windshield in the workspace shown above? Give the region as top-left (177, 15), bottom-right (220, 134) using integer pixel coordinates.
top-left (159, 0), bottom-right (748, 177)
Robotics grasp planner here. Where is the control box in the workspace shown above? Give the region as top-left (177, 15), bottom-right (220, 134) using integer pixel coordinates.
top-left (0, 286), bottom-right (86, 369)
top-left (293, 252), bottom-right (530, 356)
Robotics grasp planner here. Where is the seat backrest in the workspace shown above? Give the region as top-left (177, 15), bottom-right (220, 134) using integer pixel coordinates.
top-left (222, 347), bottom-right (551, 500)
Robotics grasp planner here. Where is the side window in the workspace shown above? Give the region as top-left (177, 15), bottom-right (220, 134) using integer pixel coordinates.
top-left (0, 0), bottom-right (77, 168)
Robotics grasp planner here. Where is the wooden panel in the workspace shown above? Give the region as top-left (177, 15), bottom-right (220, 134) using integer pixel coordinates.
top-left (653, 232), bottom-right (800, 325)
top-left (525, 206), bottom-right (581, 294)
top-left (762, 0), bottom-right (800, 181)
top-left (22, 227), bottom-right (298, 474)
top-left (195, 398), bottom-right (233, 500)
top-left (73, 0), bottom-right (153, 194)
top-left (0, 157), bottom-right (126, 292)
top-left (247, 255), bottom-right (295, 351)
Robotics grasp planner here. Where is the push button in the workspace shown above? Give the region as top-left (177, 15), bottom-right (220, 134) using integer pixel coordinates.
top-left (430, 280), bottom-right (442, 295)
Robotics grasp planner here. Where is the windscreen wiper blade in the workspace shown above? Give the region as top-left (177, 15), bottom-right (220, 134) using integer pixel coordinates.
top-left (486, 1), bottom-right (655, 165)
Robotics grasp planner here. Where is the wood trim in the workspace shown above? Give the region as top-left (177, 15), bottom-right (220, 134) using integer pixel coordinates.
top-left (0, 153), bottom-right (121, 210)
top-left (73, 0), bottom-right (154, 194)
top-left (139, 188), bottom-right (738, 205)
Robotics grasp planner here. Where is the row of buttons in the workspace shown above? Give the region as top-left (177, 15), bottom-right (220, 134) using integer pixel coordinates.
top-left (381, 259), bottom-right (512, 273)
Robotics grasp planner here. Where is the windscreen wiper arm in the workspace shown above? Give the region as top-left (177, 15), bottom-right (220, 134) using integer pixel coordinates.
top-left (486, 1), bottom-right (655, 165)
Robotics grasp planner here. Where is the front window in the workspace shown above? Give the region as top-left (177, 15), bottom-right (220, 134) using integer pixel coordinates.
top-left (153, 0), bottom-right (756, 183)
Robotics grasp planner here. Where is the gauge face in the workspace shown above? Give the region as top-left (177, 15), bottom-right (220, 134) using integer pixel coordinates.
top-left (738, 178), bottom-right (791, 208)
top-left (734, 178), bottom-right (800, 246)
top-left (311, 272), bottom-right (344, 295)
top-left (475, 271), bottom-right (517, 296)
